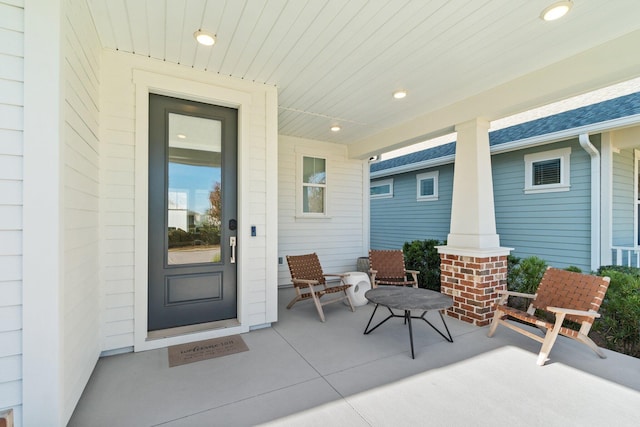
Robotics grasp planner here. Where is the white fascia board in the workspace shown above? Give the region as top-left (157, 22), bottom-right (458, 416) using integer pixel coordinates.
top-left (491, 113), bottom-right (640, 155)
top-left (370, 113), bottom-right (640, 178)
top-left (370, 154), bottom-right (455, 178)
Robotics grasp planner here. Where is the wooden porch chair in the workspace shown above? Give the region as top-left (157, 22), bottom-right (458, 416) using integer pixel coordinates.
top-left (487, 267), bottom-right (610, 366)
top-left (368, 249), bottom-right (419, 288)
top-left (286, 253), bottom-right (355, 322)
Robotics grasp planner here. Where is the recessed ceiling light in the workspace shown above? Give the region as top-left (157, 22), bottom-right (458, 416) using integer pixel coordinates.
top-left (331, 125), bottom-right (341, 132)
top-left (393, 90), bottom-right (407, 99)
top-left (194, 30), bottom-right (216, 46)
top-left (540, 1), bottom-right (573, 21)
top-left (177, 134), bottom-right (186, 139)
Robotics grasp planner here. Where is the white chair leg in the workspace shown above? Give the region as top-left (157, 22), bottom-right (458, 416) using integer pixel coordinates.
top-left (344, 290), bottom-right (355, 312)
top-left (576, 333), bottom-right (607, 359)
top-left (537, 314), bottom-right (565, 366)
top-left (487, 308), bottom-right (502, 338)
top-left (309, 288), bottom-right (325, 322)
top-left (286, 287), bottom-right (302, 310)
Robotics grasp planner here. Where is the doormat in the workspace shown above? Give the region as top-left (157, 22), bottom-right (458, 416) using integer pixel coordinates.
top-left (168, 335), bottom-right (249, 367)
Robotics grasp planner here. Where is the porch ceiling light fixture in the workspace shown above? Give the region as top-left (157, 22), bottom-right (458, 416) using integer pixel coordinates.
top-left (330, 125), bottom-right (341, 132)
top-left (540, 1), bottom-right (573, 21)
top-left (194, 30), bottom-right (216, 46)
top-left (393, 90), bottom-right (407, 99)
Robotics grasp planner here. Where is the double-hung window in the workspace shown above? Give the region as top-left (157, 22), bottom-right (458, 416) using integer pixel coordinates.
top-left (299, 155), bottom-right (327, 216)
top-left (524, 148), bottom-right (571, 194)
top-left (416, 171), bottom-right (438, 201)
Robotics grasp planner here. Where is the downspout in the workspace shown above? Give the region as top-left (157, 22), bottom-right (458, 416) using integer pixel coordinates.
top-left (579, 133), bottom-right (601, 271)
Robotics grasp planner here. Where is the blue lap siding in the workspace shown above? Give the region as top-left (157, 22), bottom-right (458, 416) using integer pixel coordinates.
top-left (370, 92), bottom-right (640, 272)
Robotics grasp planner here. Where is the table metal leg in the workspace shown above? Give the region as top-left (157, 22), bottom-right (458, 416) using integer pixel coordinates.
top-left (364, 305), bottom-right (396, 335)
top-left (418, 310), bottom-right (453, 343)
top-left (405, 310), bottom-right (415, 359)
top-left (363, 305), bottom-right (452, 359)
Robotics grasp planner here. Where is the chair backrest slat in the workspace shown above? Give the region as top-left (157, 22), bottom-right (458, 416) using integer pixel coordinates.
top-left (369, 250), bottom-right (407, 279)
top-left (286, 253), bottom-right (325, 284)
top-left (533, 267), bottom-right (610, 324)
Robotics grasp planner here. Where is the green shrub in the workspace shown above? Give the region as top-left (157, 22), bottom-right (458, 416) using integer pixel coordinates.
top-left (402, 239), bottom-right (443, 291)
top-left (597, 265), bottom-right (640, 278)
top-left (506, 255), bottom-right (521, 290)
top-left (595, 269), bottom-right (640, 356)
top-left (565, 265), bottom-right (582, 273)
top-left (507, 256), bottom-right (548, 294)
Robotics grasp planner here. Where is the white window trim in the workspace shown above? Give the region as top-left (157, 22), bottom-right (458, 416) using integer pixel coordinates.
top-left (370, 178), bottom-right (393, 199)
top-left (416, 171), bottom-right (439, 201)
top-left (634, 149), bottom-right (640, 248)
top-left (296, 153), bottom-right (329, 218)
top-left (524, 147), bottom-right (571, 194)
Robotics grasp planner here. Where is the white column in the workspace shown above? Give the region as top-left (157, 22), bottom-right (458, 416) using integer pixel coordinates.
top-left (599, 134), bottom-right (613, 266)
top-left (446, 118), bottom-right (501, 250)
top-left (23, 0), bottom-right (65, 425)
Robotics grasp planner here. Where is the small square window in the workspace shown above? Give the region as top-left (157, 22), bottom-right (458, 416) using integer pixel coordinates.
top-left (533, 158), bottom-right (561, 185)
top-left (524, 147), bottom-right (570, 194)
top-left (371, 179), bottom-right (393, 199)
top-left (416, 171), bottom-right (438, 201)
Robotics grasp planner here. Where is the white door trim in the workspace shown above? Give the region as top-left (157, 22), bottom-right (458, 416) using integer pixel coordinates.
top-left (132, 70), bottom-right (252, 351)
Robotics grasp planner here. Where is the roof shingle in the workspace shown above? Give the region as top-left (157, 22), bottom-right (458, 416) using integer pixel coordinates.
top-left (371, 92), bottom-right (640, 173)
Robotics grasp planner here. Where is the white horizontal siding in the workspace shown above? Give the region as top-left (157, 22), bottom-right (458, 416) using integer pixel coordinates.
top-left (370, 164), bottom-right (453, 249)
top-left (62, 0), bottom-right (102, 422)
top-left (100, 54), bottom-right (136, 351)
top-left (0, 0), bottom-right (23, 421)
top-left (278, 135), bottom-right (368, 286)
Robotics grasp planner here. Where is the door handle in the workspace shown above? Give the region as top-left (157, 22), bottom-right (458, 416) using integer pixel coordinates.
top-left (230, 236), bottom-right (236, 264)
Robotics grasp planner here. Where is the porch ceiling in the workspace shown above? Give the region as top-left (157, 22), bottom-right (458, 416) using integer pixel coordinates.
top-left (86, 0), bottom-right (640, 158)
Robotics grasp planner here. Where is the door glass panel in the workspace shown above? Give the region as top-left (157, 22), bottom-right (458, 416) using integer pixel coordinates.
top-left (167, 113), bottom-right (222, 265)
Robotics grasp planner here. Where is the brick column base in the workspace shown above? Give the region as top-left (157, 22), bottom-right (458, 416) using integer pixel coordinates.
top-left (439, 253), bottom-right (508, 326)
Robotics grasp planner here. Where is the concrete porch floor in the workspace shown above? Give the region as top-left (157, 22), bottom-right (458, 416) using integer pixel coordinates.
top-left (69, 287), bottom-right (640, 426)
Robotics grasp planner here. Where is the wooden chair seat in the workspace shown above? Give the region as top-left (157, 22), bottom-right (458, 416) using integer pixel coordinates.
top-left (497, 305), bottom-right (581, 340)
top-left (286, 253), bottom-right (355, 322)
top-left (488, 267), bottom-right (610, 366)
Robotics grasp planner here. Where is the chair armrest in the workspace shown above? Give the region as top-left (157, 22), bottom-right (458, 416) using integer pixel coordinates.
top-left (497, 290), bottom-right (536, 299)
top-left (405, 270), bottom-right (420, 275)
top-left (323, 273), bottom-right (349, 278)
top-left (546, 307), bottom-right (601, 318)
top-left (495, 290), bottom-right (536, 305)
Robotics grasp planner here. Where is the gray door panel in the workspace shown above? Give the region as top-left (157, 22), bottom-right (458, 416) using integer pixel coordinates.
top-left (148, 94), bottom-right (237, 331)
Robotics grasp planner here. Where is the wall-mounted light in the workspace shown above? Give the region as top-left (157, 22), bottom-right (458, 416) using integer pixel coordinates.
top-left (177, 134), bottom-right (187, 139)
top-left (331, 125), bottom-right (341, 132)
top-left (540, 1), bottom-right (573, 21)
top-left (194, 30), bottom-right (216, 46)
